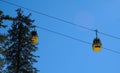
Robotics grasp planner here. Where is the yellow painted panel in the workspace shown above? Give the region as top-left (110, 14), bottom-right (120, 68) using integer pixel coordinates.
top-left (93, 44), bottom-right (101, 52)
top-left (31, 36), bottom-right (38, 44)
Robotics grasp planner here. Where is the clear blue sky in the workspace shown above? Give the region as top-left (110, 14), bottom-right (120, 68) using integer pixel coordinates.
top-left (0, 0), bottom-right (120, 73)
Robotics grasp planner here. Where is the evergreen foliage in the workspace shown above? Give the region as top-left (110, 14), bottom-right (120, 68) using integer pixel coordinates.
top-left (0, 10), bottom-right (9, 72)
top-left (4, 9), bottom-right (38, 73)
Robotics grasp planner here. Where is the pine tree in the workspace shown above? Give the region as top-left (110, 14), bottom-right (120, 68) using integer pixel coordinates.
top-left (0, 10), bottom-right (12, 72)
top-left (5, 9), bottom-right (38, 73)
top-left (0, 10), bottom-right (6, 72)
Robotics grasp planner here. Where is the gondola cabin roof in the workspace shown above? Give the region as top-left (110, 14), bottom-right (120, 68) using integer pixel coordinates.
top-left (31, 31), bottom-right (38, 36)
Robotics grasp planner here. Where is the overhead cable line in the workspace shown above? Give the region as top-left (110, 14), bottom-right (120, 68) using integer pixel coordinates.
top-left (1, 0), bottom-right (120, 55)
top-left (38, 26), bottom-right (120, 55)
top-left (98, 31), bottom-right (120, 39)
top-left (102, 47), bottom-right (120, 55)
top-left (38, 26), bottom-right (92, 45)
top-left (0, 0), bottom-right (94, 31)
top-left (1, 0), bottom-right (120, 40)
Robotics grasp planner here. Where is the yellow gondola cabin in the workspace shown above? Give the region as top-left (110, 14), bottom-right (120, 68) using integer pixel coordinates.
top-left (92, 38), bottom-right (102, 52)
top-left (30, 30), bottom-right (38, 44)
top-left (92, 29), bottom-right (102, 52)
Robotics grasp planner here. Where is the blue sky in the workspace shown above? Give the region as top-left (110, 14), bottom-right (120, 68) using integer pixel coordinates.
top-left (1, 0), bottom-right (120, 73)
